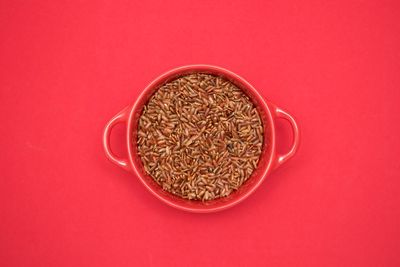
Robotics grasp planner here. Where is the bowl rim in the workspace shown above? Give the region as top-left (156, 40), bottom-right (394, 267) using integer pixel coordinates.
top-left (126, 64), bottom-right (276, 212)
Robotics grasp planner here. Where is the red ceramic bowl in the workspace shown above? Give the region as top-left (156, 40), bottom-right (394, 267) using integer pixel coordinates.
top-left (103, 65), bottom-right (299, 212)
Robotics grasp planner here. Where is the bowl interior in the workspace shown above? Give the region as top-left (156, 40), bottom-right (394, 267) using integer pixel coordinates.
top-left (128, 65), bottom-right (275, 212)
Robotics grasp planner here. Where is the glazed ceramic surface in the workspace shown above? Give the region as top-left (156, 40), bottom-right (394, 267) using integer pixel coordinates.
top-left (103, 65), bottom-right (299, 212)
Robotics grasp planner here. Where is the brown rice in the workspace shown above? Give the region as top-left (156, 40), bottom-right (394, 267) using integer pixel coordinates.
top-left (137, 73), bottom-right (264, 201)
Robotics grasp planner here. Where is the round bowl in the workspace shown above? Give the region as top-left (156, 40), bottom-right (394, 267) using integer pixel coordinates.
top-left (103, 65), bottom-right (299, 212)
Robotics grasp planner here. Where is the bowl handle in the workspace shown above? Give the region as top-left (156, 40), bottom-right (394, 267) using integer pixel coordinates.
top-left (271, 104), bottom-right (300, 170)
top-left (103, 106), bottom-right (131, 172)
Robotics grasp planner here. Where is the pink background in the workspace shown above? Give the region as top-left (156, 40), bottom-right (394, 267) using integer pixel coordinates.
top-left (1, 0), bottom-right (399, 266)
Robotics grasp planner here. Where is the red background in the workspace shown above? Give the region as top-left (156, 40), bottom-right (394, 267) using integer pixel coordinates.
top-left (1, 0), bottom-right (399, 266)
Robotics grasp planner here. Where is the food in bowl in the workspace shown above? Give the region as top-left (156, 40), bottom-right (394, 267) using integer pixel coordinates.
top-left (137, 73), bottom-right (264, 201)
